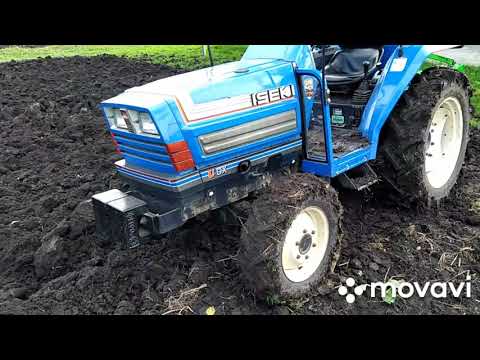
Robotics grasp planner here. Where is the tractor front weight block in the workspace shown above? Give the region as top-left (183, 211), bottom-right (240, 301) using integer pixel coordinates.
top-left (92, 189), bottom-right (147, 249)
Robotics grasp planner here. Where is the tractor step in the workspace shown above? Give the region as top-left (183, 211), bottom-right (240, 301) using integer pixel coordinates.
top-left (307, 126), bottom-right (370, 160)
top-left (337, 163), bottom-right (379, 191)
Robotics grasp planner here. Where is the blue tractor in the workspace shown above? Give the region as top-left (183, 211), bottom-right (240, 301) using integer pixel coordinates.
top-left (92, 45), bottom-right (472, 299)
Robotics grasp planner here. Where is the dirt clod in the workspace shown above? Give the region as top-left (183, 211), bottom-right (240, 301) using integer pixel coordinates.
top-left (10, 287), bottom-right (29, 300)
top-left (115, 300), bottom-right (136, 315)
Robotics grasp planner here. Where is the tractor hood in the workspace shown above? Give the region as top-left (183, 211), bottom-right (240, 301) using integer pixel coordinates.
top-left (102, 45), bottom-right (315, 112)
top-left (102, 58), bottom-right (293, 113)
top-left (129, 59), bottom-right (286, 101)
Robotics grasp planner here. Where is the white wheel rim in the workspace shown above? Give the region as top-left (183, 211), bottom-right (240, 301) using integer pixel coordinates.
top-left (425, 97), bottom-right (464, 189)
top-left (281, 206), bottom-right (329, 283)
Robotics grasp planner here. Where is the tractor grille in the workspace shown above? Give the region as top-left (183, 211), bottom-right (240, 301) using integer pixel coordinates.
top-left (198, 110), bottom-right (297, 155)
top-left (113, 132), bottom-right (174, 173)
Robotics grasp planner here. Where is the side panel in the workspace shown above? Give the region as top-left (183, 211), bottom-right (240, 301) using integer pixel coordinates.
top-left (166, 62), bottom-right (303, 170)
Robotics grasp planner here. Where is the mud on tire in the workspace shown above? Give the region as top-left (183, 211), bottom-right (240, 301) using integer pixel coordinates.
top-left (378, 67), bottom-right (472, 203)
top-left (238, 173), bottom-right (343, 301)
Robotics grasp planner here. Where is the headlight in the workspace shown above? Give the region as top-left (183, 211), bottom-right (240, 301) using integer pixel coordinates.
top-left (105, 108), bottom-right (127, 130)
top-left (138, 112), bottom-right (159, 135)
top-left (104, 108), bottom-right (159, 136)
top-left (117, 110), bottom-right (131, 130)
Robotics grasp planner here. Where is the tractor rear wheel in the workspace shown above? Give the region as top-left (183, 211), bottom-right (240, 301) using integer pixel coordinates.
top-left (238, 173), bottom-right (342, 301)
top-left (378, 68), bottom-right (472, 203)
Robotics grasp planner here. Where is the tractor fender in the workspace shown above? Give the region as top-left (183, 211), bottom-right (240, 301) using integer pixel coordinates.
top-left (358, 45), bottom-right (465, 157)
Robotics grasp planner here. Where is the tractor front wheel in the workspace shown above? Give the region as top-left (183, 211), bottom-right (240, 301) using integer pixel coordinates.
top-left (378, 68), bottom-right (472, 203)
top-left (238, 173), bottom-right (342, 301)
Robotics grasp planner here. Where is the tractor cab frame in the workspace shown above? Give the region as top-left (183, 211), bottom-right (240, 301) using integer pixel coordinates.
top-left (284, 45), bottom-right (465, 182)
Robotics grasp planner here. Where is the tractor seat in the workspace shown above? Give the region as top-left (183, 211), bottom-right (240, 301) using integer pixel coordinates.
top-left (325, 47), bottom-right (383, 87)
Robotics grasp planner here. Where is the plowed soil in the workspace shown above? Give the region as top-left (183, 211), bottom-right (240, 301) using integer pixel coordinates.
top-left (0, 56), bottom-right (478, 315)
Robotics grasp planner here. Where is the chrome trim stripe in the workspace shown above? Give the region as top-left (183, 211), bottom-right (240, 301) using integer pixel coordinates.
top-left (199, 110), bottom-right (296, 144)
top-left (198, 110), bottom-right (297, 155)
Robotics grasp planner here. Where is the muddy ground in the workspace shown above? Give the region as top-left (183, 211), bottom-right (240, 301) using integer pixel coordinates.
top-left (0, 56), bottom-right (479, 315)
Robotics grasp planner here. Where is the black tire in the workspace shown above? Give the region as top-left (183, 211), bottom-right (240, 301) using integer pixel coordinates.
top-left (238, 173), bottom-right (342, 300)
top-left (378, 67), bottom-right (472, 203)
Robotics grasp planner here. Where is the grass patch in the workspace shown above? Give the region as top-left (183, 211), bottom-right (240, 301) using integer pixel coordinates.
top-left (464, 65), bottom-right (480, 128)
top-left (0, 45), bottom-right (248, 70)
